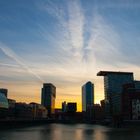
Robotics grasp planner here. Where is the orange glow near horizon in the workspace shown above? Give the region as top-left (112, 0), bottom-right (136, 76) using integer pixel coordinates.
top-left (6, 81), bottom-right (104, 112)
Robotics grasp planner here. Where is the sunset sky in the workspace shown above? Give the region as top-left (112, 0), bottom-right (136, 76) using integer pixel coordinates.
top-left (0, 0), bottom-right (140, 111)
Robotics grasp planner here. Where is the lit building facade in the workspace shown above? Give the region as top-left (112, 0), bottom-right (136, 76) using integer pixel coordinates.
top-left (97, 71), bottom-right (134, 118)
top-left (82, 81), bottom-right (94, 112)
top-left (41, 83), bottom-right (56, 117)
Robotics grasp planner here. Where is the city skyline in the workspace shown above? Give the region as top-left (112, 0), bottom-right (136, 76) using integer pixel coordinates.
top-left (1, 0), bottom-right (140, 111)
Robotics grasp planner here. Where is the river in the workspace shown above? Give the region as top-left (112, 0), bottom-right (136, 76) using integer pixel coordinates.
top-left (0, 124), bottom-right (140, 140)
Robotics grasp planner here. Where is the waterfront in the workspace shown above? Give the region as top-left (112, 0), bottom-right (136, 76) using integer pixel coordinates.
top-left (0, 124), bottom-right (140, 140)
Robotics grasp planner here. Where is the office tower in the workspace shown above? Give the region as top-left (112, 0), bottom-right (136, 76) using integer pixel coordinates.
top-left (41, 83), bottom-right (56, 117)
top-left (0, 88), bottom-right (8, 97)
top-left (82, 81), bottom-right (94, 112)
top-left (97, 71), bottom-right (134, 118)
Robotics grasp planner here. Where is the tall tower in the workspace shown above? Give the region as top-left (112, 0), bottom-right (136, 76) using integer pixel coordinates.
top-left (97, 71), bottom-right (134, 118)
top-left (41, 83), bottom-right (56, 117)
top-left (82, 81), bottom-right (94, 112)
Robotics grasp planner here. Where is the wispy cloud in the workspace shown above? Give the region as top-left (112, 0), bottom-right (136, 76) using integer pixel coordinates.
top-left (67, 0), bottom-right (84, 56)
top-left (38, 0), bottom-right (84, 59)
top-left (0, 62), bottom-right (20, 68)
top-left (28, 0), bottom-right (128, 84)
top-left (0, 42), bottom-right (44, 83)
top-left (83, 11), bottom-right (124, 69)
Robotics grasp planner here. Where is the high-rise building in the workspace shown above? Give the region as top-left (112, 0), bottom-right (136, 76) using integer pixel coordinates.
top-left (82, 81), bottom-right (94, 112)
top-left (97, 71), bottom-right (134, 118)
top-left (41, 83), bottom-right (56, 117)
top-left (0, 88), bottom-right (8, 97)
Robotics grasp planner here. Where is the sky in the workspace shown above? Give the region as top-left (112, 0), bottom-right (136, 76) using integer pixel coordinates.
top-left (0, 0), bottom-right (140, 111)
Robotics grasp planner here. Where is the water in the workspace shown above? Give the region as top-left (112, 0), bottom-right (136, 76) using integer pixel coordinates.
top-left (0, 124), bottom-right (140, 140)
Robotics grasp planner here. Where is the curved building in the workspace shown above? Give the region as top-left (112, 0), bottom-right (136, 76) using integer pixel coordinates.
top-left (0, 92), bottom-right (8, 109)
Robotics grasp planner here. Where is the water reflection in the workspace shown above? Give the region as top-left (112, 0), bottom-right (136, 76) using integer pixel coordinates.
top-left (0, 124), bottom-right (140, 140)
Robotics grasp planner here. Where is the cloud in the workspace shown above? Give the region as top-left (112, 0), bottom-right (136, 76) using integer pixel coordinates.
top-left (0, 42), bottom-right (44, 83)
top-left (30, 1), bottom-right (129, 83)
top-left (38, 0), bottom-right (85, 60)
top-left (0, 62), bottom-right (20, 68)
top-left (16, 1), bottom-right (138, 85)
top-left (67, 0), bottom-right (84, 49)
top-left (94, 0), bottom-right (140, 9)
top-left (83, 11), bottom-right (125, 69)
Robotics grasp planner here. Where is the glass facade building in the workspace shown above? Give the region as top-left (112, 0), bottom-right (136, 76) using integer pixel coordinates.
top-left (41, 83), bottom-right (56, 117)
top-left (0, 92), bottom-right (8, 109)
top-left (0, 88), bottom-right (8, 97)
top-left (0, 93), bottom-right (8, 118)
top-left (82, 81), bottom-right (94, 112)
top-left (97, 71), bottom-right (134, 117)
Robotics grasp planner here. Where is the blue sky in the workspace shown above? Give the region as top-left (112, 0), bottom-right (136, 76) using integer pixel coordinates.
top-left (0, 0), bottom-right (140, 110)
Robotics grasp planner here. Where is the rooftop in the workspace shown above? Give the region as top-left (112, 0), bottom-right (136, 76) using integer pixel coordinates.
top-left (43, 83), bottom-right (56, 88)
top-left (97, 71), bottom-right (133, 76)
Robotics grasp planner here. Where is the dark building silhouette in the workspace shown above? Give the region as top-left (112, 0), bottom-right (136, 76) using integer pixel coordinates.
top-left (67, 102), bottom-right (77, 113)
top-left (0, 88), bottom-right (8, 97)
top-left (15, 102), bottom-right (33, 119)
top-left (62, 101), bottom-right (67, 112)
top-left (62, 102), bottom-right (77, 113)
top-left (100, 99), bottom-right (105, 119)
top-left (8, 99), bottom-right (16, 118)
top-left (93, 104), bottom-right (104, 121)
top-left (30, 102), bottom-right (48, 119)
top-left (82, 81), bottom-right (94, 121)
top-left (61, 102), bottom-right (77, 122)
top-left (41, 83), bottom-right (56, 117)
top-left (97, 71), bottom-right (134, 118)
top-left (82, 81), bottom-right (94, 112)
top-left (122, 82), bottom-right (140, 120)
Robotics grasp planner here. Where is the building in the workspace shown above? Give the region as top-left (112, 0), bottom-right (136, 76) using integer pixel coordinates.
top-left (15, 102), bottom-right (33, 119)
top-left (82, 81), bottom-right (94, 122)
top-left (93, 104), bottom-right (104, 120)
top-left (122, 82), bottom-right (140, 120)
top-left (82, 81), bottom-right (94, 112)
top-left (0, 92), bottom-right (8, 109)
top-left (62, 101), bottom-right (67, 112)
top-left (100, 99), bottom-right (105, 119)
top-left (41, 83), bottom-right (56, 117)
top-left (97, 71), bottom-right (134, 118)
top-left (0, 88), bottom-right (8, 97)
top-left (8, 99), bottom-right (16, 118)
top-left (62, 102), bottom-right (77, 113)
top-left (67, 102), bottom-right (77, 113)
top-left (30, 102), bottom-right (48, 119)
top-left (61, 102), bottom-right (77, 122)
top-left (0, 93), bottom-right (9, 118)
